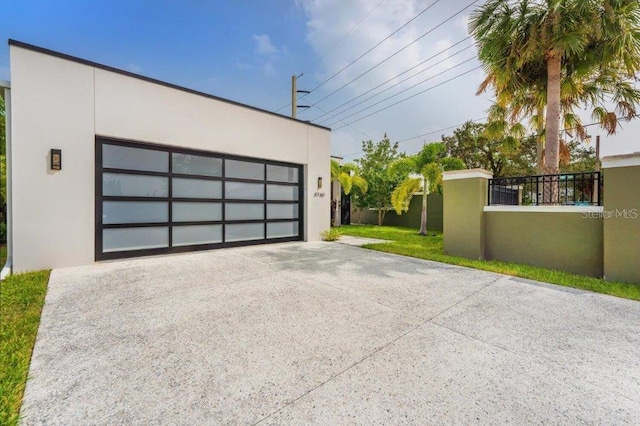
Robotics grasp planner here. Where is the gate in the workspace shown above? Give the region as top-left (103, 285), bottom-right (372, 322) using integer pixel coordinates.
top-left (341, 190), bottom-right (351, 225)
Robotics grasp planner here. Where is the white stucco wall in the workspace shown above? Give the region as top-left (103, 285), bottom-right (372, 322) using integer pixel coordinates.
top-left (10, 44), bottom-right (331, 272)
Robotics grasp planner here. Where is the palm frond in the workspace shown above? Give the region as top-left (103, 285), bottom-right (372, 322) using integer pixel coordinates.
top-left (391, 178), bottom-right (421, 215)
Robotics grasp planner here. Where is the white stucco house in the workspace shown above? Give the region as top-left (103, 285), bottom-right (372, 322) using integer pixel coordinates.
top-left (2, 40), bottom-right (331, 273)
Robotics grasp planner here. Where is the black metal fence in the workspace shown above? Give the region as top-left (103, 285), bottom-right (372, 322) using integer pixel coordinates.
top-left (488, 171), bottom-right (602, 206)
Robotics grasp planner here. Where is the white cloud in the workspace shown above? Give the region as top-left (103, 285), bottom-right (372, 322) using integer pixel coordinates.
top-left (262, 62), bottom-right (276, 76)
top-left (296, 0), bottom-right (640, 159)
top-left (454, 15), bottom-right (470, 35)
top-left (251, 34), bottom-right (280, 76)
top-left (296, 0), bottom-right (490, 158)
top-left (253, 34), bottom-right (278, 56)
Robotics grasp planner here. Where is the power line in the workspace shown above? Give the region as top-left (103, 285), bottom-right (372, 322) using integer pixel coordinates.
top-left (397, 116), bottom-right (488, 144)
top-left (326, 58), bottom-right (478, 126)
top-left (340, 114), bottom-right (636, 160)
top-left (316, 44), bottom-right (476, 125)
top-left (256, 81), bottom-right (293, 107)
top-left (313, 104), bottom-right (374, 140)
top-left (329, 63), bottom-right (482, 129)
top-left (302, 2), bottom-right (478, 113)
top-left (340, 116), bottom-right (487, 159)
top-left (301, 0), bottom-right (444, 98)
top-left (302, 0), bottom-right (387, 76)
top-left (269, 0), bottom-right (386, 111)
top-left (310, 36), bottom-right (473, 122)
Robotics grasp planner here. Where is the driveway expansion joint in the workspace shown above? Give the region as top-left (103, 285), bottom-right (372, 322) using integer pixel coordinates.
top-left (20, 242), bottom-right (640, 424)
top-left (253, 277), bottom-right (505, 424)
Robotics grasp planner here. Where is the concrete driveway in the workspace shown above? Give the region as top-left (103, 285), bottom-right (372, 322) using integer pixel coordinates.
top-left (21, 242), bottom-right (640, 424)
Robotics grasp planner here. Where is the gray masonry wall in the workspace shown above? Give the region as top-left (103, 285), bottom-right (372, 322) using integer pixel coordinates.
top-left (485, 211), bottom-right (604, 277)
top-left (442, 158), bottom-right (640, 283)
top-left (350, 193), bottom-right (443, 232)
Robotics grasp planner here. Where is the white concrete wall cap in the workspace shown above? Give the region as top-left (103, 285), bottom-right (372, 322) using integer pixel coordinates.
top-left (601, 152), bottom-right (640, 169)
top-left (484, 206), bottom-right (603, 213)
top-left (443, 169), bottom-right (493, 181)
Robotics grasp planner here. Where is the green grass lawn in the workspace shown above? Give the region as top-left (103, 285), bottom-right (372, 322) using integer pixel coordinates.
top-left (0, 268), bottom-right (50, 426)
top-left (339, 225), bottom-right (640, 301)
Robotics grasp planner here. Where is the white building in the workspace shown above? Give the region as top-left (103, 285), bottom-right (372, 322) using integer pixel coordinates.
top-left (4, 40), bottom-right (331, 273)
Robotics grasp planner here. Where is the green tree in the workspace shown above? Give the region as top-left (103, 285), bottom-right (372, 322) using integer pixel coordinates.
top-left (561, 140), bottom-right (597, 173)
top-left (480, 50), bottom-right (638, 174)
top-left (442, 121), bottom-right (531, 177)
top-left (330, 159), bottom-right (367, 227)
top-left (353, 134), bottom-right (407, 226)
top-left (391, 142), bottom-right (464, 236)
top-left (470, 0), bottom-right (640, 174)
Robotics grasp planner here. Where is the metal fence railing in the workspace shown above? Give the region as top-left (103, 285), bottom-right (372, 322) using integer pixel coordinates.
top-left (488, 171), bottom-right (603, 206)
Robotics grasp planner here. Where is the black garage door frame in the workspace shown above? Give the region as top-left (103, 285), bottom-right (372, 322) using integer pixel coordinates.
top-left (95, 136), bottom-right (304, 261)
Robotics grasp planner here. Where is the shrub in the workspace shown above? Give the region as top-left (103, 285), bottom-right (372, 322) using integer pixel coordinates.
top-left (0, 222), bottom-right (6, 242)
top-left (321, 228), bottom-right (342, 242)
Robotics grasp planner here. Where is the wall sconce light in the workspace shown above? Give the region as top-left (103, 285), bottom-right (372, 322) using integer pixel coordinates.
top-left (317, 177), bottom-right (323, 189)
top-left (51, 149), bottom-right (62, 170)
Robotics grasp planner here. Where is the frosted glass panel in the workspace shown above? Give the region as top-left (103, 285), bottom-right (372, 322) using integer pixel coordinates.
top-left (103, 144), bottom-right (168, 172)
top-left (103, 173), bottom-right (168, 197)
top-left (267, 221), bottom-right (299, 239)
top-left (226, 203), bottom-right (264, 221)
top-left (172, 225), bottom-right (222, 246)
top-left (103, 227), bottom-right (168, 252)
top-left (172, 202), bottom-right (222, 222)
top-left (267, 165), bottom-right (298, 183)
top-left (267, 204), bottom-right (299, 220)
top-left (225, 159), bottom-right (264, 180)
top-left (172, 178), bottom-right (221, 199)
top-left (225, 182), bottom-right (264, 200)
top-left (267, 184), bottom-right (298, 201)
top-left (103, 201), bottom-right (168, 224)
top-left (172, 153), bottom-right (222, 177)
top-left (225, 223), bottom-right (264, 242)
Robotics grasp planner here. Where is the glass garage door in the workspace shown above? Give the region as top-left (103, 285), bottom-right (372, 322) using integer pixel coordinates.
top-left (95, 138), bottom-right (303, 260)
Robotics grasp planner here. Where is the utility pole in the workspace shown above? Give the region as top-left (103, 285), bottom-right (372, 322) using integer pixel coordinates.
top-left (291, 75), bottom-right (297, 119)
top-left (291, 74), bottom-right (310, 119)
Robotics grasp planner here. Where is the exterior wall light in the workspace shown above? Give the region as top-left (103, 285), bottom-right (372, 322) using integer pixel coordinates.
top-left (317, 177), bottom-right (323, 189)
top-left (51, 149), bottom-right (62, 170)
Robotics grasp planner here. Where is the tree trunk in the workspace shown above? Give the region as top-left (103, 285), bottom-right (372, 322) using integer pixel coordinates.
top-left (536, 106), bottom-right (545, 175)
top-left (333, 198), bottom-right (340, 227)
top-left (419, 178), bottom-right (428, 236)
top-left (543, 53), bottom-right (562, 204)
top-left (544, 53), bottom-right (561, 174)
top-left (377, 208), bottom-right (383, 226)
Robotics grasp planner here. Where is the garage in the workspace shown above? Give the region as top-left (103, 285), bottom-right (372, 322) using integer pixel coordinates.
top-left (96, 138), bottom-right (303, 260)
top-left (6, 40), bottom-right (330, 272)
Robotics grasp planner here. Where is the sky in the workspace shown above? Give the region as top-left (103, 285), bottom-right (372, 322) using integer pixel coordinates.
top-left (1, 0), bottom-right (638, 161)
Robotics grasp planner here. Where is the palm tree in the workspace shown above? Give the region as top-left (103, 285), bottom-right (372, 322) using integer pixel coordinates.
top-left (330, 159), bottom-right (367, 227)
top-left (481, 53), bottom-right (640, 174)
top-left (470, 0), bottom-right (640, 174)
top-left (391, 143), bottom-right (464, 236)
